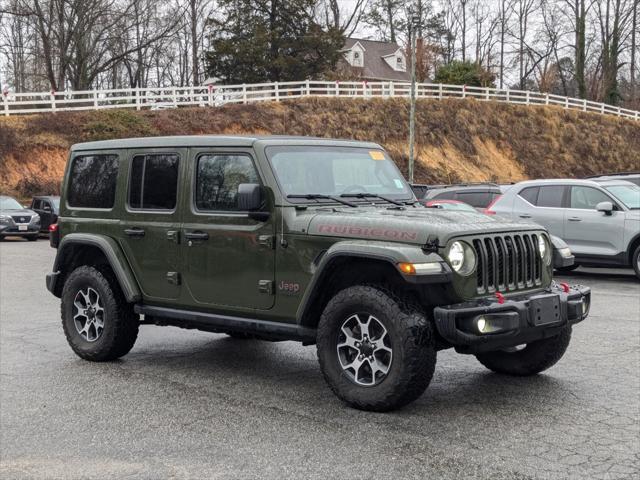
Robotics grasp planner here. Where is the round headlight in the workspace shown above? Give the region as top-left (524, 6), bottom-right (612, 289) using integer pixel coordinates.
top-left (538, 236), bottom-right (550, 264)
top-left (447, 241), bottom-right (476, 275)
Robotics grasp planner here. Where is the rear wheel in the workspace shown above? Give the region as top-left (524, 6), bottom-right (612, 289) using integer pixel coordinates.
top-left (317, 285), bottom-right (436, 412)
top-left (475, 326), bottom-right (571, 376)
top-left (632, 245), bottom-right (640, 280)
top-left (61, 266), bottom-right (139, 361)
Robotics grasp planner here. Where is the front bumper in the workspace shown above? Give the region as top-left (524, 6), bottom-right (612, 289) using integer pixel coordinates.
top-left (433, 283), bottom-right (590, 353)
top-left (0, 224), bottom-right (40, 236)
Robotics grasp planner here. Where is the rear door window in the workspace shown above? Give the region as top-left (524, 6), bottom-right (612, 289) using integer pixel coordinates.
top-left (68, 154), bottom-right (119, 209)
top-left (128, 154), bottom-right (180, 210)
top-left (536, 186), bottom-right (565, 208)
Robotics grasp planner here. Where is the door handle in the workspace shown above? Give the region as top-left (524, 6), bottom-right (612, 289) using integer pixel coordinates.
top-left (185, 231), bottom-right (209, 241)
top-left (568, 217), bottom-right (582, 222)
top-left (519, 214), bottom-right (532, 219)
top-left (124, 227), bottom-right (145, 237)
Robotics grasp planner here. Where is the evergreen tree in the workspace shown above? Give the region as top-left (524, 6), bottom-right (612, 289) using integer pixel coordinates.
top-left (204, 0), bottom-right (344, 84)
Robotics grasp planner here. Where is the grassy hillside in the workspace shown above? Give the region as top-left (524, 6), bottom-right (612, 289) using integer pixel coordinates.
top-left (1, 97), bottom-right (639, 198)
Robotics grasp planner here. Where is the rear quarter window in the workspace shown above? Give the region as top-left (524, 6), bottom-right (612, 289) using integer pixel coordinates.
top-left (518, 186), bottom-right (539, 205)
top-left (67, 154), bottom-right (119, 209)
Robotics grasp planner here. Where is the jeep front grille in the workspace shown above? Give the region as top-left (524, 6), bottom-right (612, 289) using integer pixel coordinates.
top-left (472, 233), bottom-right (542, 295)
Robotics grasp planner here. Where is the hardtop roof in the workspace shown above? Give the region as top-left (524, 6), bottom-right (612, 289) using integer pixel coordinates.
top-left (70, 135), bottom-right (381, 151)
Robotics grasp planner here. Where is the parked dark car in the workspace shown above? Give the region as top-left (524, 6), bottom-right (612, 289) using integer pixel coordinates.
top-left (0, 195), bottom-right (41, 241)
top-left (414, 183), bottom-right (503, 210)
top-left (30, 196), bottom-right (60, 233)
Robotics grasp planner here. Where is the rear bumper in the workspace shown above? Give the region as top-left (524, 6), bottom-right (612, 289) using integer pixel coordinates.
top-left (433, 283), bottom-right (590, 353)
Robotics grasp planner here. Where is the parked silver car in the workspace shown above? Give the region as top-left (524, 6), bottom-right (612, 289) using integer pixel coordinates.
top-left (487, 179), bottom-right (640, 278)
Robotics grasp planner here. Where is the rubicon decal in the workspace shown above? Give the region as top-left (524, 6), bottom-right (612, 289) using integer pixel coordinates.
top-left (317, 224), bottom-right (418, 241)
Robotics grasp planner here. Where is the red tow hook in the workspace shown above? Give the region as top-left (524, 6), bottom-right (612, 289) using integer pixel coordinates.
top-left (495, 292), bottom-right (505, 304)
top-left (560, 282), bottom-right (570, 293)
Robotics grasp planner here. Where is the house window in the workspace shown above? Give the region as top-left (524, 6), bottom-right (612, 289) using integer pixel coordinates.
top-left (396, 56), bottom-right (405, 71)
top-left (353, 51), bottom-right (363, 67)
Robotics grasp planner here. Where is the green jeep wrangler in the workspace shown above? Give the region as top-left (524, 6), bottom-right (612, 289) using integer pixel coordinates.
top-left (46, 136), bottom-right (590, 411)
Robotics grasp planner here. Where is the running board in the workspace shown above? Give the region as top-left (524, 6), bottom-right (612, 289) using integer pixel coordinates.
top-left (135, 304), bottom-right (316, 343)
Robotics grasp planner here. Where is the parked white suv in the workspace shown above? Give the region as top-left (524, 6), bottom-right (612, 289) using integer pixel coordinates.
top-left (487, 179), bottom-right (640, 279)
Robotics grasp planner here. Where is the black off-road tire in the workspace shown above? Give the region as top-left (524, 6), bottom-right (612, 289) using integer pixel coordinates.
top-left (475, 326), bottom-right (572, 376)
top-left (61, 266), bottom-right (139, 361)
top-left (317, 285), bottom-right (437, 412)
top-left (632, 245), bottom-right (640, 280)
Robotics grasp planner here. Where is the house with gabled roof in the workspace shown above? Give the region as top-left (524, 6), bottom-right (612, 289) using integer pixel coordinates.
top-left (337, 38), bottom-right (410, 82)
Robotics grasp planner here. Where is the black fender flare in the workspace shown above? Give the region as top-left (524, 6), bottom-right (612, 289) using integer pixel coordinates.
top-left (295, 240), bottom-right (449, 324)
top-left (47, 233), bottom-right (141, 302)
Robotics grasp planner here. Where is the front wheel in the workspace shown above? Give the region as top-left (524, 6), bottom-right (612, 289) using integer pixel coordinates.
top-left (475, 326), bottom-right (572, 376)
top-left (61, 266), bottom-right (139, 361)
top-left (316, 285), bottom-right (436, 412)
top-left (632, 245), bottom-right (640, 280)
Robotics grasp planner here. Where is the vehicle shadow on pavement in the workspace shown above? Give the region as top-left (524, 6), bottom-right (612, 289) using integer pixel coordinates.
top-left (124, 331), bottom-right (575, 417)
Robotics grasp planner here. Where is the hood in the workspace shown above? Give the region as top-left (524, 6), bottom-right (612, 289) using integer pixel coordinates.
top-left (1, 208), bottom-right (36, 216)
top-left (304, 207), bottom-right (543, 246)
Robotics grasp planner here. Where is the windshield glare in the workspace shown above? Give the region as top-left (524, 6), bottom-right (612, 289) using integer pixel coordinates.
top-left (0, 197), bottom-right (23, 210)
top-left (605, 185), bottom-right (640, 209)
top-left (267, 146), bottom-right (412, 200)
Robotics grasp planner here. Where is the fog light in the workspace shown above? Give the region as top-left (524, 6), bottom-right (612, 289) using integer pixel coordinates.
top-left (477, 317), bottom-right (487, 333)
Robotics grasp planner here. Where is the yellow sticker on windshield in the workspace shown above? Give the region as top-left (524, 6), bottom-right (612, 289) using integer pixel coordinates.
top-left (369, 150), bottom-right (385, 160)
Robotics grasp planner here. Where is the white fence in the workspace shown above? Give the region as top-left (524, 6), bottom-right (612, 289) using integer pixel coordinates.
top-left (1, 80), bottom-right (638, 120)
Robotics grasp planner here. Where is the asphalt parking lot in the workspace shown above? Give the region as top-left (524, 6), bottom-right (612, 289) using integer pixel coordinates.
top-left (1, 238), bottom-right (639, 480)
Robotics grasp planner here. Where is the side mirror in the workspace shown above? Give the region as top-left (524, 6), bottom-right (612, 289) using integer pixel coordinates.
top-left (596, 201), bottom-right (613, 215)
top-left (43, 204), bottom-right (52, 212)
top-left (237, 183), bottom-right (262, 210)
top-left (238, 183), bottom-right (269, 221)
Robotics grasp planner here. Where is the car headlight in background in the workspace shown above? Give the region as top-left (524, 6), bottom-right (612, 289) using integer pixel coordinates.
top-left (447, 241), bottom-right (476, 275)
top-left (0, 215), bottom-right (11, 224)
top-left (30, 214), bottom-right (40, 224)
top-left (538, 235), bottom-right (551, 265)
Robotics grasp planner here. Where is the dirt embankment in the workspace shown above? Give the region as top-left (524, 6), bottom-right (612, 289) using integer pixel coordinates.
top-left (1, 97), bottom-right (638, 197)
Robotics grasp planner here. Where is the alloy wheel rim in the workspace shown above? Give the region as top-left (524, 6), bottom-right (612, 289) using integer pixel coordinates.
top-left (336, 313), bottom-right (393, 386)
top-left (73, 287), bottom-right (105, 342)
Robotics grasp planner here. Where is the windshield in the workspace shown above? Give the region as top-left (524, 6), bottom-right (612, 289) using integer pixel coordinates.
top-left (0, 197), bottom-right (23, 210)
top-left (267, 146), bottom-right (412, 201)
top-left (605, 185), bottom-right (640, 209)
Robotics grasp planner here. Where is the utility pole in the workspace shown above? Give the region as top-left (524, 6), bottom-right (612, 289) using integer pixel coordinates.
top-left (408, 12), bottom-right (419, 184)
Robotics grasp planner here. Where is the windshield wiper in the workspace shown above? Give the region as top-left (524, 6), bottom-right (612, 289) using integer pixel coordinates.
top-left (287, 194), bottom-right (358, 207)
top-left (340, 192), bottom-right (404, 206)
